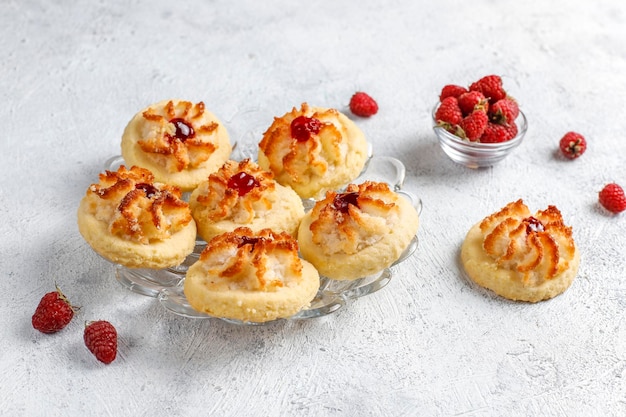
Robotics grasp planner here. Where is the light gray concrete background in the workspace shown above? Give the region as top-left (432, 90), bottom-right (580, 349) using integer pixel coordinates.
top-left (2, 1), bottom-right (626, 416)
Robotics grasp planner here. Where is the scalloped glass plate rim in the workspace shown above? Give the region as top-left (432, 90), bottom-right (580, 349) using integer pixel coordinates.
top-left (99, 148), bottom-right (422, 324)
top-left (157, 233), bottom-right (420, 325)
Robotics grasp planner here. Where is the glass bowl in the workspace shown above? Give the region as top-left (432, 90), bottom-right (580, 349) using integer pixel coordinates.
top-left (432, 104), bottom-right (528, 168)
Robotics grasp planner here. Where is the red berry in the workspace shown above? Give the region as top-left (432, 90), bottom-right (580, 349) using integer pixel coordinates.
top-left (489, 98), bottom-right (519, 126)
top-left (457, 91), bottom-right (488, 116)
top-left (439, 84), bottom-right (468, 101)
top-left (469, 75), bottom-right (507, 104)
top-left (598, 183), bottom-right (626, 213)
top-left (32, 286), bottom-right (77, 334)
top-left (435, 96), bottom-right (463, 128)
top-left (559, 131), bottom-right (587, 159)
top-left (480, 122), bottom-right (518, 143)
top-left (349, 92), bottom-right (378, 117)
top-left (457, 110), bottom-right (488, 141)
top-left (84, 320), bottom-right (118, 364)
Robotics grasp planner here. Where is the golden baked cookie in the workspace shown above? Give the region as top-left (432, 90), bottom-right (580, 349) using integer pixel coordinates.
top-left (298, 181), bottom-right (420, 280)
top-left (184, 227), bottom-right (320, 323)
top-left (77, 165), bottom-right (196, 269)
top-left (121, 99), bottom-right (232, 191)
top-left (461, 199), bottom-right (580, 302)
top-left (258, 102), bottom-right (369, 199)
top-left (189, 159), bottom-right (304, 242)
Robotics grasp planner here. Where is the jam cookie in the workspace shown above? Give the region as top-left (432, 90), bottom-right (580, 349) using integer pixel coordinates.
top-left (189, 159), bottom-right (304, 242)
top-left (184, 227), bottom-right (320, 323)
top-left (121, 99), bottom-right (232, 191)
top-left (258, 103), bottom-right (370, 199)
top-left (461, 199), bottom-right (580, 302)
top-left (298, 181), bottom-right (420, 280)
top-left (77, 165), bottom-right (196, 269)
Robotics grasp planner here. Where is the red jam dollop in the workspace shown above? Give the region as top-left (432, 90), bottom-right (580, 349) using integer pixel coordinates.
top-left (525, 216), bottom-right (545, 233)
top-left (290, 115), bottom-right (322, 142)
top-left (227, 172), bottom-right (260, 196)
top-left (169, 118), bottom-right (195, 142)
top-left (332, 192), bottom-right (359, 213)
top-left (135, 183), bottom-right (158, 198)
top-left (238, 235), bottom-right (261, 249)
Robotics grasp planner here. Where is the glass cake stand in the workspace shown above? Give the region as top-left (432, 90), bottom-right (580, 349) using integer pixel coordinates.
top-left (158, 233), bottom-right (420, 325)
top-left (112, 241), bottom-right (204, 298)
top-left (101, 150), bottom-right (422, 321)
top-left (158, 187), bottom-right (422, 325)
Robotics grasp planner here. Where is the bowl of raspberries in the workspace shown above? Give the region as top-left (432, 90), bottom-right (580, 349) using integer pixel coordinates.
top-left (433, 74), bottom-right (527, 168)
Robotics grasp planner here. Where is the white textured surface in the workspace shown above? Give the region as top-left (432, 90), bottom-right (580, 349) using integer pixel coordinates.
top-left (2, 1), bottom-right (626, 416)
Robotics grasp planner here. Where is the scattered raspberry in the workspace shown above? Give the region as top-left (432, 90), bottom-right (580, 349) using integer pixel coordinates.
top-left (481, 122), bottom-right (518, 143)
top-left (32, 286), bottom-right (77, 334)
top-left (598, 183), bottom-right (626, 213)
top-left (439, 84), bottom-right (468, 101)
top-left (489, 98), bottom-right (519, 126)
top-left (435, 96), bottom-right (463, 128)
top-left (457, 91), bottom-right (488, 116)
top-left (349, 92), bottom-right (378, 117)
top-left (469, 75), bottom-right (507, 104)
top-left (84, 320), bottom-right (118, 364)
top-left (559, 131), bottom-right (587, 159)
top-left (457, 110), bottom-right (488, 141)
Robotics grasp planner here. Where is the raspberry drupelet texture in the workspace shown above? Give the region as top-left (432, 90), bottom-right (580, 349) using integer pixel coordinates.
top-left (599, 183), bottom-right (626, 213)
top-left (349, 92), bottom-right (378, 117)
top-left (32, 286), bottom-right (77, 334)
top-left (559, 131), bottom-right (587, 159)
top-left (84, 320), bottom-right (118, 364)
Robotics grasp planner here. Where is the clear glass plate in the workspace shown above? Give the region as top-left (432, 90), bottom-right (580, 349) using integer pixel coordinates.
top-left (113, 241), bottom-right (204, 298)
top-left (158, 233), bottom-right (419, 325)
top-left (157, 188), bottom-right (422, 325)
top-left (101, 149), bottom-right (422, 317)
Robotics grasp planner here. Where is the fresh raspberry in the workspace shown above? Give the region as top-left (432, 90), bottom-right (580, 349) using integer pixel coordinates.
top-left (32, 286), bottom-right (77, 334)
top-left (480, 122), bottom-right (518, 143)
top-left (457, 110), bottom-right (488, 141)
top-left (439, 84), bottom-right (468, 101)
top-left (349, 92), bottom-right (378, 117)
top-left (84, 320), bottom-right (118, 364)
top-left (559, 131), bottom-right (587, 159)
top-left (435, 96), bottom-right (463, 128)
top-left (489, 97), bottom-right (519, 126)
top-left (469, 75), bottom-right (507, 104)
top-left (598, 183), bottom-right (626, 213)
top-left (457, 91), bottom-right (488, 116)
